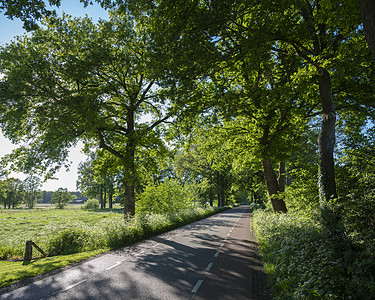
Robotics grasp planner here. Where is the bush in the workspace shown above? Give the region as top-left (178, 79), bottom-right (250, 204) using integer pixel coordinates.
top-left (136, 179), bottom-right (199, 214)
top-left (82, 199), bottom-right (100, 210)
top-left (47, 226), bottom-right (90, 255)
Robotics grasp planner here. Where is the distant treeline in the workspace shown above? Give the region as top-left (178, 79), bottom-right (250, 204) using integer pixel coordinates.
top-left (42, 191), bottom-right (87, 203)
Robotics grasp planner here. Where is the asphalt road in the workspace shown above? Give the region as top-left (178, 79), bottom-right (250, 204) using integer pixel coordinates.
top-left (1, 205), bottom-right (270, 300)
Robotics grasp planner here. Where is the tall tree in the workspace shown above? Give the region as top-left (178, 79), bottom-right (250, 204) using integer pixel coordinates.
top-left (123, 0), bottom-right (371, 205)
top-left (0, 12), bottom-right (174, 216)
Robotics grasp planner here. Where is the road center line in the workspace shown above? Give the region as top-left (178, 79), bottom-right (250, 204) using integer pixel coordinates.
top-left (205, 262), bottom-right (213, 272)
top-left (62, 279), bottom-right (88, 291)
top-left (214, 251), bottom-right (220, 258)
top-left (191, 280), bottom-right (203, 294)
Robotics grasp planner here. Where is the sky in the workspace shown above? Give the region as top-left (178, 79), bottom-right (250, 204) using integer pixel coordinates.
top-left (0, 0), bottom-right (109, 191)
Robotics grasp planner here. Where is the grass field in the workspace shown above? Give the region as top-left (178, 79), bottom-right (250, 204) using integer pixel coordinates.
top-left (0, 205), bottom-right (123, 260)
top-left (0, 205), bottom-right (224, 288)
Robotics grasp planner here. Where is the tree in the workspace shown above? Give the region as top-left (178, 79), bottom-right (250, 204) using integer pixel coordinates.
top-left (51, 187), bottom-right (73, 209)
top-left (126, 0), bottom-right (374, 206)
top-left (136, 179), bottom-right (196, 214)
top-left (0, 12), bottom-right (174, 216)
top-left (174, 124), bottom-right (238, 207)
top-left (23, 175), bottom-right (42, 208)
top-left (77, 151), bottom-right (120, 209)
top-left (1, 177), bottom-right (24, 209)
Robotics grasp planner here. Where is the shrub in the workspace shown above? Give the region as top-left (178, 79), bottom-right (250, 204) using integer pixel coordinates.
top-left (82, 199), bottom-right (100, 210)
top-left (136, 179), bottom-right (199, 214)
top-left (47, 227), bottom-right (90, 255)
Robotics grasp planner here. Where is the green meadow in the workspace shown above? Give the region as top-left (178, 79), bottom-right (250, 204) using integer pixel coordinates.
top-left (0, 205), bottom-right (223, 287)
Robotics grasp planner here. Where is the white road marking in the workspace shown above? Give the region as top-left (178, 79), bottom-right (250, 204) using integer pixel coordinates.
top-left (63, 279), bottom-right (88, 291)
top-left (152, 243), bottom-right (159, 247)
top-left (191, 280), bottom-right (203, 294)
top-left (205, 263), bottom-right (213, 272)
top-left (220, 243), bottom-right (224, 248)
top-left (106, 261), bottom-right (122, 270)
top-left (214, 251), bottom-right (220, 258)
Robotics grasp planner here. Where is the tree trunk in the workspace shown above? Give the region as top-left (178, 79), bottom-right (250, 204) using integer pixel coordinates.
top-left (359, 0), bottom-right (375, 57)
top-left (99, 187), bottom-right (103, 209)
top-left (210, 190), bottom-right (214, 207)
top-left (123, 107), bottom-right (136, 216)
top-left (278, 161), bottom-right (286, 193)
top-left (123, 178), bottom-right (135, 216)
top-left (217, 188), bottom-right (222, 207)
top-left (220, 189), bottom-right (225, 207)
top-left (103, 188), bottom-right (107, 209)
top-left (262, 158), bottom-right (288, 213)
top-left (318, 69), bottom-right (337, 202)
top-left (109, 193), bottom-right (113, 209)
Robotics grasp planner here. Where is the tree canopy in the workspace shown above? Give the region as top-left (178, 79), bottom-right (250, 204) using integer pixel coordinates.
top-left (0, 12), bottom-right (175, 215)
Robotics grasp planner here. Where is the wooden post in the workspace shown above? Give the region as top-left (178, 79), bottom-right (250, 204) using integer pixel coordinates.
top-left (31, 241), bottom-right (47, 257)
top-left (24, 240), bottom-right (33, 262)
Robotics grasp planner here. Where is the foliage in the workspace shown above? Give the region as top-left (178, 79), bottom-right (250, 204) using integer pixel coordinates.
top-left (0, 12), bottom-right (174, 215)
top-left (23, 175), bottom-right (42, 209)
top-left (77, 150), bottom-right (121, 209)
top-left (0, 178), bottom-right (24, 209)
top-left (254, 210), bottom-right (375, 299)
top-left (173, 124), bottom-right (243, 207)
top-left (48, 227), bottom-right (90, 255)
top-left (50, 188), bottom-right (73, 209)
top-left (82, 198), bottom-right (100, 210)
top-left (136, 179), bottom-right (198, 214)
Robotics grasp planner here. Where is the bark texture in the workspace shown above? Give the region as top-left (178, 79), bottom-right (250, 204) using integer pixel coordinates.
top-left (278, 161), bottom-right (286, 193)
top-left (262, 159), bottom-right (287, 213)
top-left (123, 108), bottom-right (136, 216)
top-left (318, 69), bottom-right (337, 201)
top-left (359, 0), bottom-right (375, 57)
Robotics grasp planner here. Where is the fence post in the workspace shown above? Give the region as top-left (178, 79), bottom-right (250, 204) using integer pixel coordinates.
top-left (24, 240), bottom-right (33, 262)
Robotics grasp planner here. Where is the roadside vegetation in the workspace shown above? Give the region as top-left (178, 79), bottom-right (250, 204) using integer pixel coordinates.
top-left (253, 139), bottom-right (375, 299)
top-left (0, 205), bottom-right (225, 287)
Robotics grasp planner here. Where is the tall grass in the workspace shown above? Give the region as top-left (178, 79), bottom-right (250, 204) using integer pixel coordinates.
top-left (254, 210), bottom-right (375, 299)
top-left (0, 207), bottom-right (221, 260)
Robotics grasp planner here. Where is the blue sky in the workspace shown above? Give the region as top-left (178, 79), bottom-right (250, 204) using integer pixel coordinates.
top-left (0, 1), bottom-right (109, 191)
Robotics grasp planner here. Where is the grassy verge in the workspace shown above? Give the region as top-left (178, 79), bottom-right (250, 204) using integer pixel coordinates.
top-left (0, 206), bottom-right (227, 288)
top-left (253, 210), bottom-right (375, 299)
top-left (0, 249), bottom-right (106, 288)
